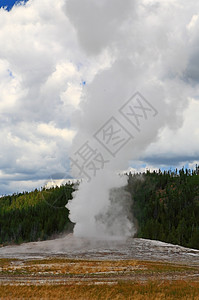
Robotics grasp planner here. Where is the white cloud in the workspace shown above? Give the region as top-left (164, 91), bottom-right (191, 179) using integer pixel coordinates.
top-left (187, 14), bottom-right (199, 30)
top-left (37, 122), bottom-right (75, 141)
top-left (0, 0), bottom-right (83, 195)
top-left (143, 97), bottom-right (199, 166)
top-left (0, 0), bottom-right (199, 195)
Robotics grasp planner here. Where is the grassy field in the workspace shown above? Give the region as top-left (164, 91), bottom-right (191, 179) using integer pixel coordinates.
top-left (0, 258), bottom-right (199, 299)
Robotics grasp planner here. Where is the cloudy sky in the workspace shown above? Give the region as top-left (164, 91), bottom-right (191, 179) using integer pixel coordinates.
top-left (0, 0), bottom-right (199, 196)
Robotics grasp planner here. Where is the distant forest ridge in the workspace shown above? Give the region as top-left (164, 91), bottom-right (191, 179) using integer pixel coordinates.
top-left (0, 166), bottom-right (199, 250)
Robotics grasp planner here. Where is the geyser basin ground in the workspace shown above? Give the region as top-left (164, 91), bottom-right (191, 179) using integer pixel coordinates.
top-left (1, 236), bottom-right (199, 299)
top-left (0, 234), bottom-right (199, 266)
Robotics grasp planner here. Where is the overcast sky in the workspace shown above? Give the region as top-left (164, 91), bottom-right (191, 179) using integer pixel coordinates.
top-left (0, 0), bottom-right (199, 195)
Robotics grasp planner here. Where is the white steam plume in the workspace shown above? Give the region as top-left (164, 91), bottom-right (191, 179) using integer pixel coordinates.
top-left (65, 0), bottom-right (195, 239)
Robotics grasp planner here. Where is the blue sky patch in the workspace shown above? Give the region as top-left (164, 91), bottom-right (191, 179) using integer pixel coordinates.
top-left (0, 0), bottom-right (28, 11)
top-left (7, 69), bottom-right (14, 78)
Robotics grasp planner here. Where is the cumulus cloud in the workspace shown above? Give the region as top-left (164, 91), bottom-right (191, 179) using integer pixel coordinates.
top-left (67, 0), bottom-right (199, 170)
top-left (0, 0), bottom-right (82, 195)
top-left (143, 97), bottom-right (199, 167)
top-left (0, 0), bottom-right (199, 197)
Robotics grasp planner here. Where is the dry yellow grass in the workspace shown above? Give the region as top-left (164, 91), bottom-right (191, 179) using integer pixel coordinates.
top-left (1, 258), bottom-right (199, 299)
top-left (0, 281), bottom-right (199, 299)
top-left (26, 259), bottom-right (140, 275)
top-left (1, 258), bottom-right (194, 276)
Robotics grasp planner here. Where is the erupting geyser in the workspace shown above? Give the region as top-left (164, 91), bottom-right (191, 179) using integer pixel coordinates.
top-left (67, 171), bottom-right (136, 239)
top-left (65, 0), bottom-right (191, 239)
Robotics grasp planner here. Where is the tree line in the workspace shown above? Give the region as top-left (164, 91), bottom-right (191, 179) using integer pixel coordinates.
top-left (0, 184), bottom-right (74, 245)
top-left (129, 166), bottom-right (199, 249)
top-left (0, 166), bottom-right (199, 249)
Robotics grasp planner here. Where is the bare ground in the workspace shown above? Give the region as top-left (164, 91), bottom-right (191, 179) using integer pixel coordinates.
top-left (0, 234), bottom-right (199, 284)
